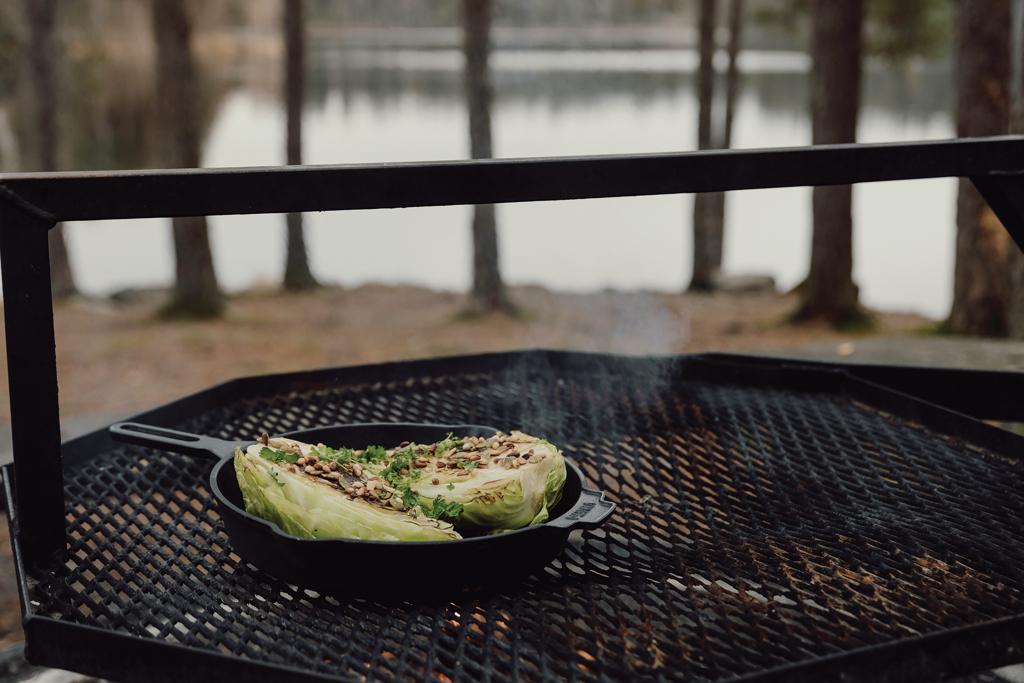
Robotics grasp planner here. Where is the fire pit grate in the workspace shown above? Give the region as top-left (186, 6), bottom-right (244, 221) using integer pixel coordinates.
top-left (9, 351), bottom-right (1024, 682)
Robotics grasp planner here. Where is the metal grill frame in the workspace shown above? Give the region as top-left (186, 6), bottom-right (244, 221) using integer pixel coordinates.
top-left (2, 138), bottom-right (1024, 680)
top-left (5, 349), bottom-right (1024, 682)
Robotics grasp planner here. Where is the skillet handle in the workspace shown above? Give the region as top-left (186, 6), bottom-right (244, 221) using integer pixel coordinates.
top-left (548, 489), bottom-right (615, 530)
top-left (109, 422), bottom-right (245, 461)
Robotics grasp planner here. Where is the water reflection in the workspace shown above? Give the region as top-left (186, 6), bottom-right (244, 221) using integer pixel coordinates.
top-left (37, 47), bottom-right (957, 317)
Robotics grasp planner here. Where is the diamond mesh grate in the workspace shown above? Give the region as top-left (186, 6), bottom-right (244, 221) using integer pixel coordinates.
top-left (24, 354), bottom-right (1024, 681)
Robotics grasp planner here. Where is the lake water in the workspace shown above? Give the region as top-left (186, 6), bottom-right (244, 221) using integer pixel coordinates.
top-left (62, 47), bottom-right (957, 318)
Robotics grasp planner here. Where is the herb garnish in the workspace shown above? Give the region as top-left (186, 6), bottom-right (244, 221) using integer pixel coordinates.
top-left (446, 482), bottom-right (455, 491)
top-left (260, 447), bottom-right (299, 464)
top-left (380, 448), bottom-right (418, 487)
top-left (457, 460), bottom-right (479, 470)
top-left (399, 485), bottom-right (418, 509)
top-left (363, 445), bottom-right (387, 463)
top-left (434, 433), bottom-right (462, 456)
top-left (423, 496), bottom-right (464, 522)
top-left (310, 443), bottom-right (392, 466)
top-left (313, 445), bottom-right (355, 464)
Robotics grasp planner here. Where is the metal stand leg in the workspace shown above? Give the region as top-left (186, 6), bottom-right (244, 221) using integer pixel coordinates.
top-left (0, 188), bottom-right (65, 562)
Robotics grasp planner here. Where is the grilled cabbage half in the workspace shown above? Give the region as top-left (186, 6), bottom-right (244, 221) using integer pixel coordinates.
top-left (233, 430), bottom-right (567, 542)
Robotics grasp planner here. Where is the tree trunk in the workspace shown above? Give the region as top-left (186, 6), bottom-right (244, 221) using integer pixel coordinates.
top-left (462, 0), bottom-right (509, 312)
top-left (689, 0), bottom-right (719, 291)
top-left (721, 0), bottom-right (743, 149)
top-left (695, 0), bottom-right (744, 291)
top-left (23, 0), bottom-right (76, 298)
top-left (152, 0), bottom-right (223, 318)
top-left (282, 0), bottom-right (318, 291)
top-left (947, 0), bottom-right (1011, 336)
top-left (794, 0), bottom-right (864, 326)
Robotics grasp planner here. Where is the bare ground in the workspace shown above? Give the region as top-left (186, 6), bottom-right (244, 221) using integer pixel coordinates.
top-left (0, 284), bottom-right (929, 425)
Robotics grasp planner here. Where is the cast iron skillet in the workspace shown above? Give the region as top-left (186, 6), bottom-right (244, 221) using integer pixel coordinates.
top-left (109, 422), bottom-right (615, 595)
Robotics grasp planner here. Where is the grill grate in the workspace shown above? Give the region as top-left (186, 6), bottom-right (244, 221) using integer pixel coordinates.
top-left (18, 353), bottom-right (1024, 681)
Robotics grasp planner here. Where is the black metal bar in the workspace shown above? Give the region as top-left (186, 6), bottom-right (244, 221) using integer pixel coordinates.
top-left (0, 136), bottom-right (1021, 576)
top-left (2, 468), bottom-right (42, 625)
top-left (23, 616), bottom-right (337, 683)
top-left (0, 190), bottom-right (65, 562)
top-left (0, 137), bottom-right (1018, 562)
top-left (701, 352), bottom-right (1024, 421)
top-left (0, 136), bottom-right (1021, 222)
top-left (971, 172), bottom-right (1024, 251)
top-left (25, 607), bottom-right (1023, 683)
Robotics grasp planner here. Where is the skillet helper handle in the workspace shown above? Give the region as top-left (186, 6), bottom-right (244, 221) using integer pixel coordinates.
top-left (109, 422), bottom-right (243, 461)
top-left (549, 489), bottom-right (615, 530)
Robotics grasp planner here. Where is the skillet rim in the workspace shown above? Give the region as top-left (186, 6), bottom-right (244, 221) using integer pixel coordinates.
top-left (208, 422), bottom-right (594, 547)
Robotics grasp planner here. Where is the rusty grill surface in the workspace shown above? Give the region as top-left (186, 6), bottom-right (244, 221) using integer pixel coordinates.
top-left (17, 352), bottom-right (1024, 681)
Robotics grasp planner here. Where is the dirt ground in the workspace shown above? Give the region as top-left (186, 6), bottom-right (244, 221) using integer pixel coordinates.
top-left (0, 284), bottom-right (928, 426)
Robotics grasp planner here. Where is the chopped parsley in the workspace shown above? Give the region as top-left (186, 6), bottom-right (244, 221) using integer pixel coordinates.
top-left (313, 445), bottom-right (355, 464)
top-left (310, 443), bottom-right (391, 465)
top-left (380, 449), bottom-right (418, 487)
top-left (457, 460), bottom-right (479, 470)
top-left (423, 496), bottom-right (464, 522)
top-left (446, 482), bottom-right (455, 491)
top-left (260, 447), bottom-right (299, 464)
top-left (399, 485), bottom-right (418, 509)
top-left (363, 445), bottom-right (387, 463)
top-left (434, 433), bottom-right (462, 456)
